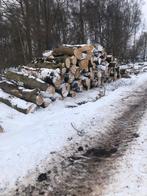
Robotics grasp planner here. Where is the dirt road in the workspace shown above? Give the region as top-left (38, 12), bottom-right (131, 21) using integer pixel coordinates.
top-left (12, 86), bottom-right (147, 196)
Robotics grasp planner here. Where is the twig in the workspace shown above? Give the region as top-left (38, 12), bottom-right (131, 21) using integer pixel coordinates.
top-left (71, 122), bottom-right (85, 136)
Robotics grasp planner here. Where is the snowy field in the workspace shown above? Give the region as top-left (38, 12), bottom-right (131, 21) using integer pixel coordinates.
top-left (0, 73), bottom-right (147, 194)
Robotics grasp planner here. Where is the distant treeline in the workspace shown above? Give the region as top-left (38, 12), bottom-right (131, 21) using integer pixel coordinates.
top-left (0, 0), bottom-right (142, 67)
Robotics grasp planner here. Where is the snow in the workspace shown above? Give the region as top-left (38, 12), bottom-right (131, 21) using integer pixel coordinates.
top-left (102, 111), bottom-right (147, 196)
top-left (63, 44), bottom-right (90, 48)
top-left (0, 80), bottom-right (13, 85)
top-left (19, 88), bottom-right (36, 93)
top-left (0, 73), bottom-right (147, 194)
top-left (10, 70), bottom-right (46, 84)
top-left (37, 68), bottom-right (60, 80)
top-left (119, 64), bottom-right (131, 70)
top-left (29, 75), bottom-right (45, 83)
top-left (42, 50), bottom-right (53, 58)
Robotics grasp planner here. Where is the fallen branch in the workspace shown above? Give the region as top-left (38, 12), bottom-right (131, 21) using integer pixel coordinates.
top-left (71, 122), bottom-right (85, 136)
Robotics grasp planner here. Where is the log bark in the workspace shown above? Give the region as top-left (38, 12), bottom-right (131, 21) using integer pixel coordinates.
top-left (4, 71), bottom-right (49, 91)
top-left (0, 81), bottom-right (44, 106)
top-left (28, 62), bottom-right (63, 69)
top-left (21, 67), bottom-right (62, 89)
top-left (52, 47), bottom-right (74, 56)
top-left (0, 89), bottom-right (37, 114)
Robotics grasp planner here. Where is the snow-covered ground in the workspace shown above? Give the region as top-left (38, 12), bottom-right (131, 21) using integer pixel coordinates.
top-left (0, 73), bottom-right (147, 194)
top-left (103, 111), bottom-right (147, 196)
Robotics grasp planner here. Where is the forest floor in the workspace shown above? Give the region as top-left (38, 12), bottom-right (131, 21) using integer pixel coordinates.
top-left (0, 73), bottom-right (147, 196)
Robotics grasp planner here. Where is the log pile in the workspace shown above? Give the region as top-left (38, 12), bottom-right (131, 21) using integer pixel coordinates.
top-left (119, 62), bottom-right (147, 78)
top-left (0, 44), bottom-right (121, 113)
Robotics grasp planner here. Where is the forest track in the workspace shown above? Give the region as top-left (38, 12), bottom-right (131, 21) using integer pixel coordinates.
top-left (13, 86), bottom-right (147, 196)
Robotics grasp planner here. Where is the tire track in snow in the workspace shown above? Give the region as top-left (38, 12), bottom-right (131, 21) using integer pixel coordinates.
top-left (13, 87), bottom-right (147, 196)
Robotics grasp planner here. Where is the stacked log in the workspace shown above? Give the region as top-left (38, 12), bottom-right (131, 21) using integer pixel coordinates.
top-left (0, 89), bottom-right (37, 114)
top-left (0, 44), bottom-right (120, 113)
top-left (5, 71), bottom-right (49, 91)
top-left (0, 81), bottom-right (44, 106)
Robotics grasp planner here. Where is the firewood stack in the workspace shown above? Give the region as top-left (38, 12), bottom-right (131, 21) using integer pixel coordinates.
top-left (0, 44), bottom-right (120, 114)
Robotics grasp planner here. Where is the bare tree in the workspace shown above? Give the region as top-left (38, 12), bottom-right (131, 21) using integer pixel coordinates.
top-left (0, 0), bottom-right (142, 67)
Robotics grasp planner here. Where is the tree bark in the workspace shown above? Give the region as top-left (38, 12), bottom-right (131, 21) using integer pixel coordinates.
top-left (28, 62), bottom-right (63, 69)
top-left (0, 89), bottom-right (37, 114)
top-left (4, 71), bottom-right (49, 91)
top-left (0, 81), bottom-right (44, 106)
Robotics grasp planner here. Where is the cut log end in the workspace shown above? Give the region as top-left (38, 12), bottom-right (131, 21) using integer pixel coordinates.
top-left (79, 59), bottom-right (89, 71)
top-left (65, 57), bottom-right (71, 68)
top-left (36, 95), bottom-right (44, 106)
top-left (27, 104), bottom-right (37, 114)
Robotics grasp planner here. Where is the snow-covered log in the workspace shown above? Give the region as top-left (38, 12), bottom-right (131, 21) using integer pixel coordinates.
top-left (21, 67), bottom-right (62, 89)
top-left (52, 47), bottom-right (74, 56)
top-left (4, 71), bottom-right (49, 91)
top-left (0, 81), bottom-right (44, 106)
top-left (0, 89), bottom-right (37, 114)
